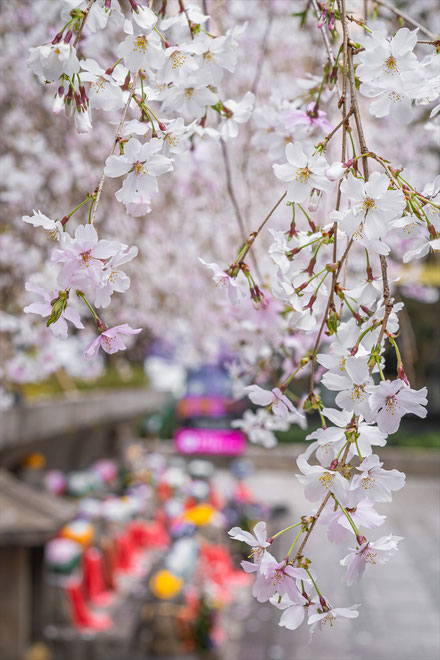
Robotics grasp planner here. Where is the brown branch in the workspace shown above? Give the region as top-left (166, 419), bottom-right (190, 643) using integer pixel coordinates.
top-left (373, 0), bottom-right (438, 41)
top-left (178, 0), bottom-right (195, 39)
top-left (311, 0), bottom-right (336, 65)
top-left (73, 0), bottom-right (96, 49)
top-left (238, 192), bottom-right (287, 265)
top-left (292, 442), bottom-right (351, 564)
top-left (90, 73), bottom-right (138, 225)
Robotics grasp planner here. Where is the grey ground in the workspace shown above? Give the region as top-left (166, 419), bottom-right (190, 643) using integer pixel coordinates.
top-left (214, 470), bottom-right (440, 660)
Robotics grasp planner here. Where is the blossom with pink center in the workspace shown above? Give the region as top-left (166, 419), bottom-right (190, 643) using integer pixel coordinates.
top-left (273, 142), bottom-right (332, 203)
top-left (318, 499), bottom-right (386, 544)
top-left (340, 534), bottom-right (403, 586)
top-left (84, 324), bottom-right (142, 360)
top-left (243, 554), bottom-right (309, 604)
top-left (322, 355), bottom-right (373, 420)
top-left (52, 224), bottom-right (121, 294)
top-left (350, 454), bottom-right (405, 503)
top-left (198, 258), bottom-right (244, 306)
top-left (105, 137), bottom-right (173, 209)
top-left (244, 384), bottom-right (297, 420)
top-left (296, 443), bottom-right (350, 503)
top-left (367, 379), bottom-right (428, 434)
top-left (281, 102), bottom-right (333, 135)
top-left (23, 282), bottom-right (84, 339)
top-left (308, 603), bottom-right (360, 630)
top-left (228, 521), bottom-right (270, 564)
top-left (330, 172), bottom-right (406, 242)
top-left (271, 593), bottom-right (314, 631)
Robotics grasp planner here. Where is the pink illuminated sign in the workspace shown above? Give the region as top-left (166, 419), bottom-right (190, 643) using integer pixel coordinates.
top-left (174, 427), bottom-right (246, 455)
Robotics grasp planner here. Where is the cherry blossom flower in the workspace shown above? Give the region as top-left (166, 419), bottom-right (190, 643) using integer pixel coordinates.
top-left (244, 384), bottom-right (297, 420)
top-left (158, 45), bottom-right (200, 85)
top-left (22, 210), bottom-right (63, 240)
top-left (130, 3), bottom-right (157, 32)
top-left (368, 380), bottom-right (428, 434)
top-left (272, 593), bottom-right (313, 631)
top-left (228, 521), bottom-right (270, 563)
top-left (28, 42), bottom-right (80, 82)
top-left (104, 137), bottom-right (173, 208)
top-left (117, 30), bottom-right (164, 71)
top-left (84, 324), bottom-right (142, 359)
top-left (360, 80), bottom-right (415, 125)
top-left (281, 101), bottom-right (333, 136)
top-left (331, 172), bottom-right (406, 242)
top-left (296, 444), bottom-right (350, 503)
top-left (350, 455), bottom-right (405, 503)
top-left (80, 59), bottom-right (125, 112)
top-left (231, 409), bottom-right (278, 448)
top-left (198, 258), bottom-right (244, 305)
top-left (340, 534), bottom-right (403, 586)
top-left (308, 603), bottom-right (360, 630)
top-left (23, 282), bottom-right (84, 339)
top-left (319, 499), bottom-right (386, 544)
top-left (356, 27), bottom-right (420, 86)
top-left (52, 224), bottom-right (121, 293)
top-left (191, 29), bottom-right (242, 85)
top-left (247, 555), bottom-right (309, 604)
top-left (322, 355), bottom-right (373, 420)
top-left (94, 245), bottom-right (138, 309)
top-left (219, 91), bottom-right (255, 141)
top-left (161, 80), bottom-right (219, 120)
top-left (273, 142), bottom-right (332, 203)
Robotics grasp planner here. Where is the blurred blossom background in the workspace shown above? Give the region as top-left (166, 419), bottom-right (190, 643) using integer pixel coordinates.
top-left (0, 1), bottom-right (439, 660)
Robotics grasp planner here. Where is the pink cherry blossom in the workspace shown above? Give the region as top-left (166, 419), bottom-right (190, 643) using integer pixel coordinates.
top-left (340, 534), bottom-right (403, 586)
top-left (368, 380), bottom-right (428, 434)
top-left (228, 521), bottom-right (270, 563)
top-left (308, 603), bottom-right (360, 630)
top-left (84, 324), bottom-right (142, 360)
top-left (350, 455), bottom-right (405, 503)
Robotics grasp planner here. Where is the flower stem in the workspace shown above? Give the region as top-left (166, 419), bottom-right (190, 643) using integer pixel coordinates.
top-left (271, 521), bottom-right (302, 542)
top-left (331, 494), bottom-right (361, 536)
top-left (305, 567), bottom-right (322, 597)
top-left (286, 528), bottom-right (304, 558)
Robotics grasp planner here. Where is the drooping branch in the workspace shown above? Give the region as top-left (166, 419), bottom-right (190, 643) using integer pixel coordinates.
top-left (90, 73), bottom-right (139, 225)
top-left (373, 0), bottom-right (438, 41)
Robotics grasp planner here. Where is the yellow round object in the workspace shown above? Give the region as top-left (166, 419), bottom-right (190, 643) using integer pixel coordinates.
top-left (149, 569), bottom-right (183, 600)
top-left (182, 504), bottom-right (215, 526)
top-left (60, 520), bottom-right (94, 547)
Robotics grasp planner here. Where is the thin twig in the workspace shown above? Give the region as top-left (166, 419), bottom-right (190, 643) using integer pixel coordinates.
top-left (90, 73), bottom-right (138, 224)
top-left (292, 442), bottom-right (351, 563)
top-left (178, 0), bottom-right (194, 39)
top-left (311, 0), bottom-right (336, 65)
top-left (221, 139), bottom-right (248, 242)
top-left (73, 0), bottom-right (96, 48)
top-left (251, 3), bottom-right (274, 94)
top-left (373, 0), bottom-right (438, 41)
top-left (238, 192), bottom-right (287, 265)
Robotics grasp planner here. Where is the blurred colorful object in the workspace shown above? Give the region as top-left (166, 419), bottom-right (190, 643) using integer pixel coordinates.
top-left (60, 520), bottom-right (94, 547)
top-left (182, 504), bottom-right (216, 526)
top-left (175, 427), bottom-right (246, 455)
top-left (45, 538), bottom-right (82, 574)
top-left (149, 569), bottom-right (183, 600)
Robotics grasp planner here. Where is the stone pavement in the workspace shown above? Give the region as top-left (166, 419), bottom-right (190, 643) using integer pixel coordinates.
top-left (214, 470), bottom-right (440, 660)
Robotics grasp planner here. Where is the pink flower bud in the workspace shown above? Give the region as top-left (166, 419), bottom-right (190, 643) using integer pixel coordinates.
top-left (325, 161), bottom-right (346, 182)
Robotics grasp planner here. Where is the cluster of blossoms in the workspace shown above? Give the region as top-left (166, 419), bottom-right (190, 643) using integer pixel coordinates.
top-left (214, 1), bottom-right (437, 636)
top-left (3, 0), bottom-right (439, 638)
top-left (21, 0), bottom-right (254, 359)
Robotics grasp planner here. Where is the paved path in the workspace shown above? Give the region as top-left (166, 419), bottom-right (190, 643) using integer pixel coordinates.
top-left (215, 470), bottom-right (440, 660)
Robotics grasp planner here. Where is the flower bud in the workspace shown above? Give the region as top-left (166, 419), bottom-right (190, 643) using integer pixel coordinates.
top-left (47, 290), bottom-right (68, 327)
top-left (325, 161), bottom-right (346, 182)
